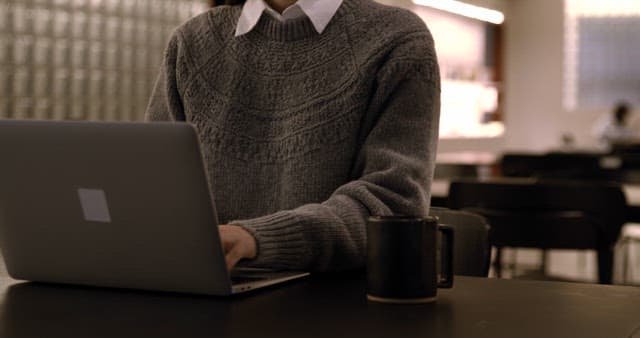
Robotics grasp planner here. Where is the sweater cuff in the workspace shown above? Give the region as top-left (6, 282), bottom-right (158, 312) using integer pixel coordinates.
top-left (229, 211), bottom-right (310, 269)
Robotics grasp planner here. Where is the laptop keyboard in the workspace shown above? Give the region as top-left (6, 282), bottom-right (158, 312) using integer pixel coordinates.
top-left (229, 268), bottom-right (309, 288)
top-left (230, 275), bottom-right (268, 284)
top-left (230, 268), bottom-right (277, 285)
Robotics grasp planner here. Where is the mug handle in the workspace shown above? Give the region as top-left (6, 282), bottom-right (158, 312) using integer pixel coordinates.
top-left (437, 224), bottom-right (454, 288)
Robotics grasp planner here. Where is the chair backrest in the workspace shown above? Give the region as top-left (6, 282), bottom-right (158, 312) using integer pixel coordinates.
top-left (447, 178), bottom-right (628, 249)
top-left (542, 152), bottom-right (605, 180)
top-left (611, 142), bottom-right (640, 155)
top-left (500, 152), bottom-right (605, 180)
top-left (500, 153), bottom-right (547, 178)
top-left (429, 207), bottom-right (491, 277)
top-left (434, 163), bottom-right (479, 180)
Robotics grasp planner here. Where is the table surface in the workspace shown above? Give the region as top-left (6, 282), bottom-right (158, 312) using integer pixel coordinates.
top-left (436, 152), bottom-right (499, 165)
top-left (1, 272), bottom-right (639, 338)
top-left (431, 180), bottom-right (640, 206)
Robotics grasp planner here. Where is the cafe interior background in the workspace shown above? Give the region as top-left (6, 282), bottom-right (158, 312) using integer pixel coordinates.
top-left (1, 0), bottom-right (639, 284)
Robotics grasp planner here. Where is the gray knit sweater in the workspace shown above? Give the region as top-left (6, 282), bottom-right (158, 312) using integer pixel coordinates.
top-left (145, 0), bottom-right (440, 272)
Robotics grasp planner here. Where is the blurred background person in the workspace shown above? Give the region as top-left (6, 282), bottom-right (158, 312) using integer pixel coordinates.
top-left (593, 101), bottom-right (638, 150)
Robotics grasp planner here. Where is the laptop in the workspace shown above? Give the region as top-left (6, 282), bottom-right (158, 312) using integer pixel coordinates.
top-left (0, 119), bottom-right (309, 295)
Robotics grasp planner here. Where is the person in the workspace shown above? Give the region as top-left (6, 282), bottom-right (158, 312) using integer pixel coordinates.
top-left (593, 101), bottom-right (637, 150)
top-left (145, 0), bottom-right (441, 272)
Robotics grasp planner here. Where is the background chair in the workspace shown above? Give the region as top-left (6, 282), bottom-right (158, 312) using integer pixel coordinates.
top-left (500, 152), bottom-right (606, 180)
top-left (430, 207), bottom-right (491, 277)
top-left (500, 153), bottom-right (548, 178)
top-left (447, 178), bottom-right (627, 284)
top-left (432, 163), bottom-right (481, 207)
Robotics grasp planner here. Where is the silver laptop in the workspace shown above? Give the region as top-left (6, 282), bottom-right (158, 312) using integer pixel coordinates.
top-left (0, 119), bottom-right (309, 295)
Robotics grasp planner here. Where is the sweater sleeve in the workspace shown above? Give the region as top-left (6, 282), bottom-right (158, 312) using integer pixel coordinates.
top-left (231, 28), bottom-right (441, 272)
top-left (144, 32), bottom-right (186, 122)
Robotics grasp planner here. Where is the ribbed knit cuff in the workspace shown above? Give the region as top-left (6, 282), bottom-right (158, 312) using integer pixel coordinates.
top-left (230, 211), bottom-right (311, 270)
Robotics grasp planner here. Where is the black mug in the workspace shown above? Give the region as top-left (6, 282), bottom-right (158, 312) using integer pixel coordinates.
top-left (366, 215), bottom-right (454, 304)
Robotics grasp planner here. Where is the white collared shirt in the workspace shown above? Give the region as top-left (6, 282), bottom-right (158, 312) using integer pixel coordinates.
top-left (235, 0), bottom-right (344, 37)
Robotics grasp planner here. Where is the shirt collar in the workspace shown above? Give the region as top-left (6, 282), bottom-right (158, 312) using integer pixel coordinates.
top-left (235, 0), bottom-right (344, 37)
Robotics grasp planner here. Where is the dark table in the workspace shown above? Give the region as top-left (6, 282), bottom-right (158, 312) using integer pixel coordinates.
top-left (1, 273), bottom-right (639, 338)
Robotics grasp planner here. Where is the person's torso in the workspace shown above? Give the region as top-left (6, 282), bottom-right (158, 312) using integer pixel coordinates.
top-left (171, 1), bottom-right (429, 222)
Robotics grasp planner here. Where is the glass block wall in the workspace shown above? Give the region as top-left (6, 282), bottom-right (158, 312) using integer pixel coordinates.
top-left (576, 16), bottom-right (640, 109)
top-left (564, 0), bottom-right (640, 111)
top-left (0, 0), bottom-right (209, 121)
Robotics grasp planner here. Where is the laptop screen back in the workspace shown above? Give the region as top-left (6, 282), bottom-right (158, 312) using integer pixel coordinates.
top-left (0, 120), bottom-right (233, 295)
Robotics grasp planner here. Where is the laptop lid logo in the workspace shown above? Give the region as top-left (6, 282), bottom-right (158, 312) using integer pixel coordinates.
top-left (77, 188), bottom-right (112, 223)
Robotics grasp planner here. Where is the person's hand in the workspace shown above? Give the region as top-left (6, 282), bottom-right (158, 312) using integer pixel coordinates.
top-left (219, 225), bottom-right (257, 271)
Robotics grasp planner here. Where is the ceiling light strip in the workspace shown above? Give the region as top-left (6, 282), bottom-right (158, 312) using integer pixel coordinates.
top-left (412, 0), bottom-right (505, 24)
